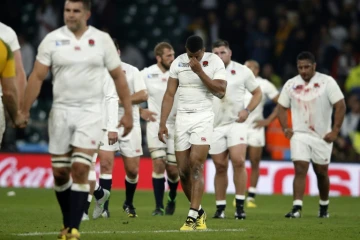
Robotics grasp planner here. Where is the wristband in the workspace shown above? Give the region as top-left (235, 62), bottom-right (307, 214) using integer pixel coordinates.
top-left (245, 108), bottom-right (251, 114)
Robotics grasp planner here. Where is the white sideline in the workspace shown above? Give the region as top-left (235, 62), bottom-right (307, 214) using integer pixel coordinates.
top-left (14, 228), bottom-right (246, 236)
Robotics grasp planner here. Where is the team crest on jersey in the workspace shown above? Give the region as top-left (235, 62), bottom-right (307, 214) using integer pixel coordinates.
top-left (201, 137), bottom-right (206, 142)
top-left (202, 61), bottom-right (208, 67)
top-left (178, 62), bottom-right (189, 67)
top-left (231, 70), bottom-right (236, 75)
top-left (89, 39), bottom-right (95, 46)
top-left (314, 83), bottom-right (320, 88)
top-left (147, 74), bottom-right (159, 78)
top-left (55, 40), bottom-right (70, 46)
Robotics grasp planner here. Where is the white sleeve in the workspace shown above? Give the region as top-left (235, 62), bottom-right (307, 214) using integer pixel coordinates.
top-left (264, 80), bottom-right (279, 100)
top-left (103, 75), bottom-right (119, 132)
top-left (244, 71), bottom-right (259, 92)
top-left (213, 55), bottom-right (226, 80)
top-left (278, 82), bottom-right (291, 108)
top-left (103, 33), bottom-right (121, 71)
top-left (6, 26), bottom-right (20, 51)
top-left (169, 59), bottom-right (179, 79)
top-left (327, 77), bottom-right (344, 104)
top-left (133, 68), bottom-right (147, 92)
top-left (36, 35), bottom-right (52, 66)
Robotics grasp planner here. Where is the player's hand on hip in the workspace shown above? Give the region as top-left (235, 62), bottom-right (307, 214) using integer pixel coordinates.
top-left (189, 57), bottom-right (202, 74)
top-left (323, 130), bottom-right (339, 143)
top-left (236, 109), bottom-right (249, 123)
top-left (254, 119), bottom-right (270, 128)
top-left (158, 124), bottom-right (168, 144)
top-left (140, 109), bottom-right (157, 122)
top-left (107, 131), bottom-right (118, 145)
top-left (283, 128), bottom-right (294, 139)
top-left (118, 114), bottom-right (133, 137)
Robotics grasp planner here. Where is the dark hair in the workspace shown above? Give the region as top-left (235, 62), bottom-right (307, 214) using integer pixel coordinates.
top-left (67, 0), bottom-right (91, 10)
top-left (212, 39), bottom-right (230, 49)
top-left (112, 38), bottom-right (120, 51)
top-left (185, 35), bottom-right (204, 53)
top-left (154, 42), bottom-right (173, 57)
top-left (297, 51), bottom-right (316, 64)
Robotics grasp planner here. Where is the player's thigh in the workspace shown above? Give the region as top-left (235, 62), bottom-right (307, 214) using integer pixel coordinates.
top-left (174, 113), bottom-right (192, 152)
top-left (189, 111), bottom-right (214, 147)
top-left (189, 144), bottom-right (209, 164)
top-left (175, 148), bottom-right (191, 174)
top-left (0, 104), bottom-right (5, 147)
top-left (147, 121), bottom-right (166, 149)
top-left (247, 127), bottom-right (265, 148)
top-left (209, 125), bottom-right (227, 155)
top-left (119, 126), bottom-right (143, 158)
top-left (48, 108), bottom-right (72, 155)
top-left (290, 133), bottom-right (311, 162)
top-left (311, 138), bottom-right (333, 165)
top-left (72, 111), bottom-right (103, 151)
top-left (227, 122), bottom-right (247, 148)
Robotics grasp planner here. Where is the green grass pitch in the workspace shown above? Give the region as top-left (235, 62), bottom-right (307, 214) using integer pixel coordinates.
top-left (0, 188), bottom-right (358, 240)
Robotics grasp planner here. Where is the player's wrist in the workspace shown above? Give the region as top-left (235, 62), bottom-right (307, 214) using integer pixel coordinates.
top-left (244, 108), bottom-right (251, 115)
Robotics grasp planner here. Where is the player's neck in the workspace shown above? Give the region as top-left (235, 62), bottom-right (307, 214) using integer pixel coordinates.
top-left (157, 62), bottom-right (168, 73)
top-left (71, 26), bottom-right (89, 40)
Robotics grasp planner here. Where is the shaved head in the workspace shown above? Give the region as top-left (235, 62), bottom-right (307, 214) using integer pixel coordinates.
top-left (245, 60), bottom-right (260, 77)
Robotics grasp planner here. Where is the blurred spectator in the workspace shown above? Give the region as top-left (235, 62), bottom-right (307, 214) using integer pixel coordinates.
top-left (345, 63), bottom-right (360, 92)
top-left (36, 0), bottom-right (58, 45)
top-left (262, 63), bottom-right (282, 89)
top-left (119, 40), bottom-right (146, 70)
top-left (246, 17), bottom-right (273, 66)
top-left (206, 11), bottom-right (219, 49)
top-left (18, 33), bottom-right (35, 76)
top-left (341, 93), bottom-right (360, 138)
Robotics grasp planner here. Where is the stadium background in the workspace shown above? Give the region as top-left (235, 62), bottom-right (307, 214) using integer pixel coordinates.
top-left (0, 0), bottom-right (359, 192)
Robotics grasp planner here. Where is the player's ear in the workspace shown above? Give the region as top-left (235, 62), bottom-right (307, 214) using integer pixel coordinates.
top-left (155, 55), bottom-right (161, 62)
top-left (85, 10), bottom-right (91, 20)
top-left (313, 62), bottom-right (317, 71)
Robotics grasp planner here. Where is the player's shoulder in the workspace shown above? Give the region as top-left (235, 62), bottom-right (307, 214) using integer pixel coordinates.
top-left (121, 61), bottom-right (139, 74)
top-left (258, 76), bottom-right (274, 86)
top-left (314, 72), bottom-right (335, 82)
top-left (232, 61), bottom-right (254, 75)
top-left (0, 22), bottom-right (16, 36)
top-left (141, 64), bottom-right (159, 74)
top-left (88, 26), bottom-right (111, 38)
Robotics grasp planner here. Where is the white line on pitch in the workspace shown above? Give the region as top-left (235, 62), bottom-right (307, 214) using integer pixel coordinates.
top-left (14, 228), bottom-right (246, 236)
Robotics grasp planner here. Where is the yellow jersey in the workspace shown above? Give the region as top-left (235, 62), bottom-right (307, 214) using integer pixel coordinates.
top-left (0, 38), bottom-right (15, 79)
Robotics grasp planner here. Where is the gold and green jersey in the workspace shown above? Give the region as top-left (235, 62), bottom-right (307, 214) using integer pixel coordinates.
top-left (0, 38), bottom-right (15, 78)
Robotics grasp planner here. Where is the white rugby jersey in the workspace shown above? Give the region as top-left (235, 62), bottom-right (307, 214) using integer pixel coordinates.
top-left (244, 77), bottom-right (279, 127)
top-left (117, 62), bottom-right (146, 127)
top-left (278, 72), bottom-right (344, 138)
top-left (141, 64), bottom-right (177, 124)
top-left (213, 61), bottom-right (259, 127)
top-left (102, 71), bottom-right (118, 132)
top-left (0, 22), bottom-right (20, 52)
top-left (169, 52), bottom-right (226, 113)
top-left (0, 22), bottom-right (20, 97)
top-left (36, 26), bottom-right (121, 112)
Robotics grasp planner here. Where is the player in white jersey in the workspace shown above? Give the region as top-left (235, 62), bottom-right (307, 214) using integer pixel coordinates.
top-left (90, 38), bottom-right (148, 219)
top-left (243, 60), bottom-right (279, 208)
top-left (159, 35), bottom-right (227, 230)
top-left (22, 1), bottom-right (133, 239)
top-left (210, 40), bottom-right (262, 220)
top-left (139, 42), bottom-right (179, 216)
top-left (278, 52), bottom-right (345, 218)
top-left (0, 22), bottom-right (27, 108)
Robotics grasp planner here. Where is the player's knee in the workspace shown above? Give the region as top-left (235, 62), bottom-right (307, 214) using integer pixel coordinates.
top-left (315, 169), bottom-right (328, 179)
top-left (153, 158), bottom-right (166, 174)
top-left (53, 168), bottom-right (71, 186)
top-left (294, 165), bottom-right (308, 176)
top-left (178, 168), bottom-right (190, 180)
top-left (166, 164), bottom-right (179, 179)
top-left (126, 166), bottom-right (139, 179)
top-left (232, 157), bottom-right (246, 169)
top-left (214, 161), bottom-right (228, 174)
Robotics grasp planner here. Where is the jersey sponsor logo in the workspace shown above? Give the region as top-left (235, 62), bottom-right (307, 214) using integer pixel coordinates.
top-left (147, 74), bottom-right (159, 78)
top-left (89, 39), bottom-right (95, 47)
top-left (91, 140), bottom-right (96, 145)
top-left (135, 149), bottom-right (141, 153)
top-left (162, 78), bottom-right (167, 82)
top-left (202, 61), bottom-right (208, 67)
top-left (55, 40), bottom-right (70, 46)
top-left (201, 137), bottom-right (207, 142)
top-left (74, 46), bottom-right (81, 51)
top-left (178, 62), bottom-right (189, 67)
top-left (240, 137), bottom-right (244, 141)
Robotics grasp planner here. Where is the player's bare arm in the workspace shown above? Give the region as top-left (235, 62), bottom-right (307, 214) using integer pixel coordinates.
top-left (139, 106), bottom-right (157, 122)
top-left (255, 95), bottom-right (279, 128)
top-left (324, 99), bottom-right (346, 143)
top-left (130, 90), bottom-right (148, 104)
top-left (278, 103), bottom-right (293, 139)
top-left (158, 77), bottom-right (178, 143)
top-left (13, 50), bottom-right (27, 108)
top-left (189, 57), bottom-right (227, 99)
top-left (109, 66), bottom-right (133, 136)
top-left (23, 60), bottom-right (49, 118)
top-left (238, 86), bottom-right (262, 123)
